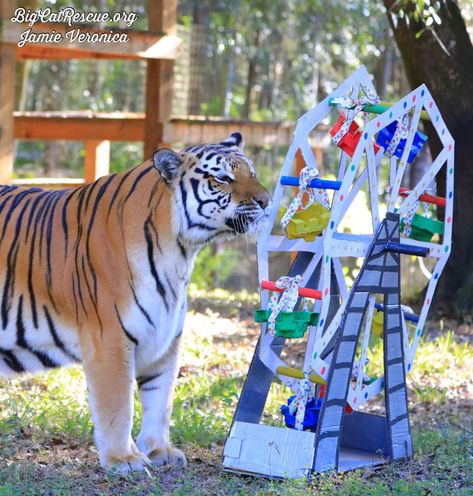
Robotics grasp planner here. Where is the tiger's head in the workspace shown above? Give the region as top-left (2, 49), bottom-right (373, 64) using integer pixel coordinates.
top-left (153, 132), bottom-right (271, 245)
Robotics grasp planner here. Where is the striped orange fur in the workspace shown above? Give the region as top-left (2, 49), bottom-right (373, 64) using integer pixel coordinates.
top-left (0, 133), bottom-right (270, 472)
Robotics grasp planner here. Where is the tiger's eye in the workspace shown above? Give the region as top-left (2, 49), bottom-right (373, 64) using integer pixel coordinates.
top-left (216, 175), bottom-right (234, 184)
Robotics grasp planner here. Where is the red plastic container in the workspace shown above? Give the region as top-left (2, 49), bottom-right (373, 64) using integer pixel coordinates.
top-left (330, 115), bottom-right (380, 157)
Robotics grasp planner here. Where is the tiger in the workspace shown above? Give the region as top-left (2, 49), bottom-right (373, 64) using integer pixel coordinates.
top-left (0, 132), bottom-right (270, 472)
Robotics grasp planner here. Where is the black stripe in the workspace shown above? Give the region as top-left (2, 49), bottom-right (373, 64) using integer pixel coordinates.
top-left (179, 178), bottom-right (217, 232)
top-left (114, 303), bottom-right (138, 346)
top-left (71, 275), bottom-right (82, 323)
top-left (72, 188), bottom-right (89, 317)
top-left (177, 239), bottom-right (187, 259)
top-left (140, 385), bottom-right (160, 392)
top-left (86, 175), bottom-right (117, 243)
top-left (0, 349), bottom-right (24, 373)
top-left (0, 185), bottom-right (18, 198)
top-left (43, 305), bottom-right (80, 362)
top-left (137, 372), bottom-right (162, 388)
top-left (144, 219), bottom-right (168, 311)
top-left (73, 270), bottom-right (88, 319)
top-left (0, 192), bottom-right (18, 218)
top-left (122, 166), bottom-right (153, 204)
top-left (26, 191), bottom-right (49, 242)
top-left (1, 198), bottom-right (31, 329)
top-left (61, 187), bottom-right (82, 256)
top-left (84, 176), bottom-right (116, 303)
top-left (106, 168), bottom-right (136, 220)
top-left (147, 180), bottom-right (160, 208)
top-left (44, 191), bottom-right (65, 289)
top-left (0, 189), bottom-right (39, 241)
top-left (165, 274), bottom-right (178, 303)
top-left (16, 296), bottom-right (58, 368)
top-left (145, 217), bottom-right (162, 254)
top-left (129, 283), bottom-right (154, 327)
top-left (27, 191), bottom-right (51, 327)
top-left (81, 255), bottom-right (102, 331)
top-left (37, 190), bottom-right (57, 264)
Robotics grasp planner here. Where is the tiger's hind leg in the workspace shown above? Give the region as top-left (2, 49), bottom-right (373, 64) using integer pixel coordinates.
top-left (136, 334), bottom-right (186, 468)
top-left (80, 327), bottom-right (151, 473)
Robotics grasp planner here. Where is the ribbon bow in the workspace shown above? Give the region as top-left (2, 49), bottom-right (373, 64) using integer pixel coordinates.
top-left (281, 167), bottom-right (319, 230)
top-left (267, 275), bottom-right (302, 336)
top-left (293, 372), bottom-right (313, 431)
top-left (386, 114), bottom-right (410, 158)
top-left (331, 84), bottom-right (380, 145)
top-left (402, 199), bottom-right (419, 237)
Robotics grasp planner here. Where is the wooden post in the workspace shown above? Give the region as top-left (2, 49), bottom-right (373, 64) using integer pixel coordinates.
top-left (144, 0), bottom-right (176, 160)
top-left (0, 0), bottom-right (17, 184)
top-left (84, 140), bottom-right (110, 183)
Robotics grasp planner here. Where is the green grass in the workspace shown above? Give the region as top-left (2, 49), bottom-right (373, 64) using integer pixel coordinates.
top-left (0, 305), bottom-right (471, 495)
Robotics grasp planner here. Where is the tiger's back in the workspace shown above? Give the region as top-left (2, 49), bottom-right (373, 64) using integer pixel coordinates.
top-left (0, 162), bottom-right (170, 376)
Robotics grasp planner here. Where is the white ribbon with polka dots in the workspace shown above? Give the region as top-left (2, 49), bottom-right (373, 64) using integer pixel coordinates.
top-left (402, 199), bottom-right (419, 237)
top-left (267, 275), bottom-right (302, 337)
top-left (386, 114), bottom-right (409, 158)
top-left (331, 84), bottom-right (380, 145)
top-left (281, 166), bottom-right (319, 230)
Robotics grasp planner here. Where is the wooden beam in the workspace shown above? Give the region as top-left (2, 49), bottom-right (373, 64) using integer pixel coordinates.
top-left (143, 0), bottom-right (176, 159)
top-left (13, 112), bottom-right (315, 147)
top-left (84, 140), bottom-right (110, 183)
top-left (15, 45), bottom-right (141, 60)
top-left (1, 22), bottom-right (181, 60)
top-left (14, 112), bottom-right (145, 141)
top-left (0, 1), bottom-right (17, 184)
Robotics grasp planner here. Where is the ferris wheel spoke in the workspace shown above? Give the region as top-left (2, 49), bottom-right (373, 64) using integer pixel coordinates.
top-left (366, 143), bottom-right (381, 230)
top-left (397, 147), bottom-right (449, 218)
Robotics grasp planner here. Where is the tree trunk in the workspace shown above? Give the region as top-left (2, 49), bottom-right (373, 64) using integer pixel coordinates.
top-left (383, 0), bottom-right (473, 317)
top-left (242, 28), bottom-right (261, 120)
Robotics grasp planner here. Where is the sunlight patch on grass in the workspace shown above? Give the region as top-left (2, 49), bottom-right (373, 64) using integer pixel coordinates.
top-left (0, 366), bottom-right (91, 440)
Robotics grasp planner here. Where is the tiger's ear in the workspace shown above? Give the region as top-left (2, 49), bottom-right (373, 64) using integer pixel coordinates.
top-left (153, 148), bottom-right (182, 182)
top-left (220, 132), bottom-right (244, 150)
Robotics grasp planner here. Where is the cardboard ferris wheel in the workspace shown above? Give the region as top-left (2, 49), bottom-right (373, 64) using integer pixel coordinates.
top-left (223, 66), bottom-right (454, 478)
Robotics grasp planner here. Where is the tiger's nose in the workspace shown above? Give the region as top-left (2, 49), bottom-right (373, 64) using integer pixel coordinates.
top-left (254, 190), bottom-right (271, 209)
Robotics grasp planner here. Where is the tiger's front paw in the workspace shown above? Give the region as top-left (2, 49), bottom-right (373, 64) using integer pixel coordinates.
top-left (102, 450), bottom-right (152, 474)
top-left (148, 446), bottom-right (187, 468)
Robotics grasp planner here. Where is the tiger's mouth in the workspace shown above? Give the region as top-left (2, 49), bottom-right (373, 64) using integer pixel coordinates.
top-left (225, 210), bottom-right (268, 234)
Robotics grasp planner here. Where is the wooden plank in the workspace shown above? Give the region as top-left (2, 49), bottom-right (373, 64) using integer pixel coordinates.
top-left (14, 113), bottom-right (145, 141)
top-left (1, 22), bottom-right (181, 60)
top-left (13, 112), bottom-right (310, 147)
top-left (15, 45), bottom-right (139, 60)
top-left (144, 0), bottom-right (176, 159)
top-left (84, 140), bottom-right (110, 183)
top-left (0, 1), bottom-right (17, 184)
